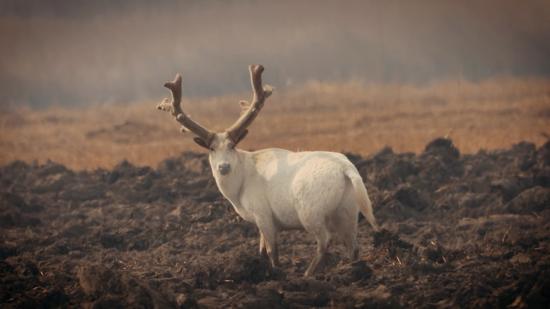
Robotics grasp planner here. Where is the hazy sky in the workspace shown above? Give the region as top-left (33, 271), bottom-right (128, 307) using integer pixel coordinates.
top-left (1, 0), bottom-right (550, 106)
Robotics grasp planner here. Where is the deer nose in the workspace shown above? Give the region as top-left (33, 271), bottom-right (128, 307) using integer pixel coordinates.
top-left (218, 163), bottom-right (231, 175)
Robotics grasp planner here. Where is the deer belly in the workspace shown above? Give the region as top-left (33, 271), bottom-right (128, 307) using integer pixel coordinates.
top-left (270, 201), bottom-right (303, 229)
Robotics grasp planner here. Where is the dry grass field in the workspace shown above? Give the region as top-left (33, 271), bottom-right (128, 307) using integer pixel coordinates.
top-left (1, 77), bottom-right (549, 170)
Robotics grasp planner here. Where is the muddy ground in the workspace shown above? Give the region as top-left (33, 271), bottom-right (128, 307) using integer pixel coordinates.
top-left (1, 138), bottom-right (549, 308)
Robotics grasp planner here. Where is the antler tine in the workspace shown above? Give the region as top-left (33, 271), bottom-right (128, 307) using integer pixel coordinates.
top-left (157, 74), bottom-right (215, 147)
top-left (226, 64), bottom-right (273, 145)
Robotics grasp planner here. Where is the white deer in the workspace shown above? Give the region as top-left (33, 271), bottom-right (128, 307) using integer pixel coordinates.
top-left (157, 65), bottom-right (378, 276)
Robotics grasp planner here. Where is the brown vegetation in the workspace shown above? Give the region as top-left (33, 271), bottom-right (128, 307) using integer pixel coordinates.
top-left (1, 77), bottom-right (549, 170)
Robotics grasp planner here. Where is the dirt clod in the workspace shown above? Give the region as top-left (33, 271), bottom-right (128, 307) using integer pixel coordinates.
top-left (1, 138), bottom-right (549, 307)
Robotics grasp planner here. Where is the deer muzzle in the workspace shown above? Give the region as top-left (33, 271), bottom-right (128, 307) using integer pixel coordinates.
top-left (218, 163), bottom-right (231, 175)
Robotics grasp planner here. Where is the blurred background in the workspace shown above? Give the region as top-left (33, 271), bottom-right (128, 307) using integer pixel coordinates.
top-left (1, 0), bottom-right (550, 106)
top-left (0, 0), bottom-right (549, 169)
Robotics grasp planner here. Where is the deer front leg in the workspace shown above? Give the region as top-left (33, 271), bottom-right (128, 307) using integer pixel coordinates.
top-left (256, 219), bottom-right (279, 268)
top-left (259, 231), bottom-right (268, 259)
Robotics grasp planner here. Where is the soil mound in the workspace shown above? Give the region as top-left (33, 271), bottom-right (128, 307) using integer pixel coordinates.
top-left (1, 138), bottom-right (549, 307)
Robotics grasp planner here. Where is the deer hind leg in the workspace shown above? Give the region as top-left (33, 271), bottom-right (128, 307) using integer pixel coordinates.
top-left (330, 217), bottom-right (358, 261)
top-left (326, 193), bottom-right (360, 261)
top-left (336, 203), bottom-right (360, 261)
top-left (304, 226), bottom-right (331, 277)
top-left (342, 224), bottom-right (359, 261)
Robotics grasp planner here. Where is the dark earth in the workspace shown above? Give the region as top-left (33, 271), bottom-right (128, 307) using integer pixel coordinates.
top-left (1, 138), bottom-right (549, 308)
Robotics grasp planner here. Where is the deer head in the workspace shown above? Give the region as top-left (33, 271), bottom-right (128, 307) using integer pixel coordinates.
top-left (157, 64), bottom-right (272, 176)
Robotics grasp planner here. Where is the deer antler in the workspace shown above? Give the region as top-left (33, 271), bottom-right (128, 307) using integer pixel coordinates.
top-left (157, 74), bottom-right (215, 148)
top-left (226, 64), bottom-right (273, 145)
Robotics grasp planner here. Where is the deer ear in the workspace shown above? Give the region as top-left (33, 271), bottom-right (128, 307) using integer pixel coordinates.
top-left (193, 137), bottom-right (211, 150)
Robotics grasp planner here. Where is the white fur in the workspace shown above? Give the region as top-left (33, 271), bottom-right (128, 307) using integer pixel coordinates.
top-left (208, 132), bottom-right (378, 276)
